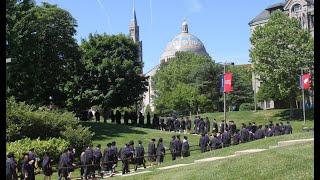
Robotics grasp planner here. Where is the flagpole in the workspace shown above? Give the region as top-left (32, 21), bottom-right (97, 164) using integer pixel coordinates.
top-left (224, 62), bottom-right (226, 131)
top-left (301, 69), bottom-right (306, 125)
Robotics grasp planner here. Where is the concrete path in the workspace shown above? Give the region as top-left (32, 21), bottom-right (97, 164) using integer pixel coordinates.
top-left (277, 138), bottom-right (313, 147)
top-left (121, 170), bottom-right (153, 177)
top-left (234, 149), bottom-right (267, 156)
top-left (194, 155), bottom-right (236, 163)
top-left (158, 163), bottom-right (193, 170)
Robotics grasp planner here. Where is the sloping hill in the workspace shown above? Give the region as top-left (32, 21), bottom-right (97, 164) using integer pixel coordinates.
top-left (116, 135), bottom-right (314, 179)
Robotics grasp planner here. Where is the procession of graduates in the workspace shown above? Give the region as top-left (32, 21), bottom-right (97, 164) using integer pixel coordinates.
top-left (6, 114), bottom-right (293, 180)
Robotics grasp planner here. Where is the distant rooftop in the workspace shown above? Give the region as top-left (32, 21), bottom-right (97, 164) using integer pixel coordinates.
top-left (248, 2), bottom-right (285, 26)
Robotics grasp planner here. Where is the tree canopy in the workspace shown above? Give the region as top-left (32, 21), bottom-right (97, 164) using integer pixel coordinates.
top-left (67, 33), bottom-right (148, 113)
top-left (6, 2), bottom-right (81, 107)
top-left (250, 10), bottom-right (313, 112)
top-left (152, 52), bottom-right (221, 115)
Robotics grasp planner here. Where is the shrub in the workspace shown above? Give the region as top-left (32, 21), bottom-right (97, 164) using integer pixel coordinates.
top-left (6, 138), bottom-right (69, 164)
top-left (239, 103), bottom-right (255, 111)
top-left (6, 97), bottom-right (93, 151)
top-left (60, 125), bottom-right (95, 156)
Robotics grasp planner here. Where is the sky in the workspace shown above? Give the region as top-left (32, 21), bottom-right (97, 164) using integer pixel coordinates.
top-left (36, 0), bottom-right (282, 73)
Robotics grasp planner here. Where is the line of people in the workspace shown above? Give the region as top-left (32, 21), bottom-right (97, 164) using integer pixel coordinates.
top-left (6, 137), bottom-right (179, 180)
top-left (198, 119), bottom-right (293, 153)
top-left (6, 118), bottom-right (293, 180)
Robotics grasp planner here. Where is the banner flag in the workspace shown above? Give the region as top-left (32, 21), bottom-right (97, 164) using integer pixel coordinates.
top-left (219, 74), bottom-right (224, 93)
top-left (224, 72), bottom-right (233, 93)
top-left (300, 73), bottom-right (312, 89)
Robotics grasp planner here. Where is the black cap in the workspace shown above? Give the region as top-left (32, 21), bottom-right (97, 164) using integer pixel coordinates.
top-left (7, 152), bottom-right (14, 158)
top-left (129, 140), bottom-right (134, 145)
top-left (138, 140), bottom-right (142, 144)
top-left (151, 138), bottom-right (156, 141)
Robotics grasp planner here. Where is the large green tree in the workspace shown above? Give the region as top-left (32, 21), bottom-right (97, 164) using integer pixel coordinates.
top-left (250, 10), bottom-right (313, 115)
top-left (7, 2), bottom-right (81, 107)
top-left (152, 52), bottom-right (221, 115)
top-left (68, 33), bottom-right (148, 113)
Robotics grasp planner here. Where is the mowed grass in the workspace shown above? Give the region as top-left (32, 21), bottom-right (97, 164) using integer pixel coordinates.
top-left (117, 142), bottom-right (314, 180)
top-left (36, 132), bottom-right (313, 180)
top-left (34, 109), bottom-right (313, 179)
top-left (112, 132), bottom-right (314, 173)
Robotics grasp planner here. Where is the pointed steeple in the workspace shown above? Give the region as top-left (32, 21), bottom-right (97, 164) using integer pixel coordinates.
top-left (129, 0), bottom-right (142, 64)
top-left (133, 0), bottom-right (137, 25)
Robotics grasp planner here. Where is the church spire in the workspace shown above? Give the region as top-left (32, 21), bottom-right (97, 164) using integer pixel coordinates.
top-left (129, 0), bottom-right (142, 64)
top-left (133, 0), bottom-right (137, 25)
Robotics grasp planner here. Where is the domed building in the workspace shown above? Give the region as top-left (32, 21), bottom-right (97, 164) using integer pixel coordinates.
top-left (142, 21), bottom-right (210, 113)
top-left (160, 21), bottom-right (209, 63)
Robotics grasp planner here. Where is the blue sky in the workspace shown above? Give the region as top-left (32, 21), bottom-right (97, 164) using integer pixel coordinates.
top-left (36, 0), bottom-right (281, 72)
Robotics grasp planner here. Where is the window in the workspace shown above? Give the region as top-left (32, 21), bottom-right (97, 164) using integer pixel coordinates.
top-left (266, 101), bottom-right (271, 109)
top-left (291, 4), bottom-right (302, 13)
top-left (310, 15), bottom-right (314, 28)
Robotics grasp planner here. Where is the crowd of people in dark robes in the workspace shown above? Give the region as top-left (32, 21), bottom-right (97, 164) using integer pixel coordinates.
top-left (7, 113), bottom-right (293, 180)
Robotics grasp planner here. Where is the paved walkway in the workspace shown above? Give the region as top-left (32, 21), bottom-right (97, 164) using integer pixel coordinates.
top-left (94, 138), bottom-right (313, 179)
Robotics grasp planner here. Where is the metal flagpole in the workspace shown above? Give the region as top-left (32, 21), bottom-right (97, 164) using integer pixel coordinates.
top-left (301, 69), bottom-right (306, 125)
top-left (224, 62), bottom-right (226, 131)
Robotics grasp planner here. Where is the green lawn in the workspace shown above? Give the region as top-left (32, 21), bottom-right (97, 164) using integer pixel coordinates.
top-left (119, 141), bottom-right (313, 180)
top-left (34, 109), bottom-right (313, 179)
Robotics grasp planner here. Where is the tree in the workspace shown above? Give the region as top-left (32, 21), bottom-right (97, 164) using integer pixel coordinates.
top-left (152, 52), bottom-right (221, 115)
top-left (7, 2), bottom-right (81, 107)
top-left (225, 64), bottom-right (254, 110)
top-left (70, 33), bottom-right (148, 113)
top-left (250, 10), bottom-right (313, 116)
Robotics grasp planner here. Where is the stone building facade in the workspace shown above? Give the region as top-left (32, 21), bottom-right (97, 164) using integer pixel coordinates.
top-left (249, 0), bottom-right (314, 110)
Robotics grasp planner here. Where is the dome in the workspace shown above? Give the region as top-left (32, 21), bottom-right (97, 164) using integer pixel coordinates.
top-left (160, 21), bottom-right (209, 62)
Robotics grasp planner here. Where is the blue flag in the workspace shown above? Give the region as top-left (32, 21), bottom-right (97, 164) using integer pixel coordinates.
top-left (219, 74), bottom-right (224, 93)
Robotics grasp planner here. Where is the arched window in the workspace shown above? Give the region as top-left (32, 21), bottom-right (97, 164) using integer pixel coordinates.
top-left (291, 4), bottom-right (302, 13)
top-left (291, 4), bottom-right (304, 28)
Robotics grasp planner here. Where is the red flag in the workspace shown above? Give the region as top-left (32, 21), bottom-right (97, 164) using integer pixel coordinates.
top-left (224, 72), bottom-right (233, 93)
top-left (301, 73), bottom-right (312, 89)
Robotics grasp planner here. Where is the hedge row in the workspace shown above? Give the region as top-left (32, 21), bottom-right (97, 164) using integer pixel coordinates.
top-left (6, 138), bottom-right (69, 163)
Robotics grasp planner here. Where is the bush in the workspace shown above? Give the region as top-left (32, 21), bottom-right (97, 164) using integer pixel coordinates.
top-left (60, 125), bottom-right (94, 156)
top-left (6, 97), bottom-right (93, 152)
top-left (239, 103), bottom-right (255, 111)
top-left (6, 138), bottom-right (69, 164)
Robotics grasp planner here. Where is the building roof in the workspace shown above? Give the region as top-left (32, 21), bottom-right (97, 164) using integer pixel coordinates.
top-left (248, 2), bottom-right (285, 26)
top-left (248, 9), bottom-right (270, 26)
top-left (266, 2), bottom-right (285, 10)
top-left (145, 64), bottom-right (160, 76)
top-left (160, 21), bottom-right (209, 61)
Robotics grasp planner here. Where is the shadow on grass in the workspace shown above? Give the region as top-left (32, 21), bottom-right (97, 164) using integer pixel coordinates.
top-left (274, 108), bottom-right (314, 121)
top-left (80, 122), bottom-right (147, 141)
